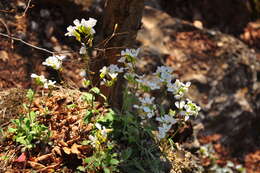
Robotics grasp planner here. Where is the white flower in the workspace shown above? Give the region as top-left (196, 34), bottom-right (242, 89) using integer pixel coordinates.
top-left (99, 64), bottom-right (125, 85)
top-left (156, 114), bottom-right (177, 125)
top-left (154, 66), bottom-right (173, 75)
top-left (45, 80), bottom-right (56, 88)
top-left (154, 66), bottom-right (174, 83)
top-left (65, 18), bottom-right (97, 37)
top-left (139, 95), bottom-right (155, 105)
top-left (81, 18), bottom-right (97, 34)
top-left (79, 46), bottom-right (87, 54)
top-left (108, 64), bottom-right (124, 73)
top-left (95, 123), bottom-right (108, 138)
top-left (31, 73), bottom-right (47, 84)
top-left (109, 73), bottom-right (118, 80)
top-left (89, 135), bottom-right (98, 147)
top-left (121, 48), bottom-right (140, 58)
top-left (42, 55), bottom-right (66, 70)
top-left (118, 56), bottom-right (126, 63)
top-left (136, 76), bottom-right (161, 90)
top-left (134, 95), bottom-right (156, 119)
top-left (73, 19), bottom-right (81, 27)
top-left (100, 64), bottom-right (124, 76)
top-left (177, 99), bottom-right (200, 121)
top-left (167, 79), bottom-right (191, 99)
top-left (184, 99), bottom-right (201, 116)
top-left (175, 100), bottom-right (185, 109)
top-left (158, 128), bottom-right (167, 139)
top-left (31, 73), bottom-right (56, 88)
top-left (143, 106), bottom-right (151, 113)
top-left (80, 70), bottom-right (86, 77)
top-left (65, 25), bottom-right (76, 36)
top-left (157, 124), bottom-right (172, 139)
top-left (100, 66), bottom-right (108, 76)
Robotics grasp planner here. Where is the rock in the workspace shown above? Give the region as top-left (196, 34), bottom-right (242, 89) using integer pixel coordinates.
top-left (137, 6), bottom-right (260, 158)
top-left (159, 0), bottom-right (251, 35)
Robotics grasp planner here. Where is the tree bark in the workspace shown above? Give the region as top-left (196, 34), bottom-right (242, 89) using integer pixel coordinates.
top-left (91, 0), bottom-right (144, 108)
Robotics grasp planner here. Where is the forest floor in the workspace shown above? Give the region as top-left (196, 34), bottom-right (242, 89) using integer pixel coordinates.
top-left (0, 0), bottom-right (260, 172)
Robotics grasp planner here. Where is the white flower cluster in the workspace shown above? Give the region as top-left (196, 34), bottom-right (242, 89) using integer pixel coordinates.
top-left (118, 48), bottom-right (140, 70)
top-left (121, 48), bottom-right (140, 58)
top-left (133, 95), bottom-right (156, 119)
top-left (154, 66), bottom-right (174, 84)
top-left (97, 48), bottom-right (140, 87)
top-left (89, 123), bottom-right (108, 148)
top-left (65, 18), bottom-right (97, 37)
top-left (42, 55), bottom-right (66, 71)
top-left (136, 75), bottom-right (161, 90)
top-left (175, 99), bottom-right (201, 121)
top-left (167, 79), bottom-right (191, 99)
top-left (31, 74), bottom-right (56, 89)
top-left (31, 55), bottom-right (66, 88)
top-left (136, 66), bottom-right (190, 100)
top-left (155, 99), bottom-right (200, 139)
top-left (156, 114), bottom-right (177, 139)
top-left (99, 64), bottom-right (124, 86)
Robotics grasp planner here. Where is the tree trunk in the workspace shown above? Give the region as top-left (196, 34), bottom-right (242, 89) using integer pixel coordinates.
top-left (91, 0), bottom-right (144, 108)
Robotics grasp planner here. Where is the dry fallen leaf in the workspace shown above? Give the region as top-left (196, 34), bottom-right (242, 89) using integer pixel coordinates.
top-left (63, 147), bottom-right (71, 155)
top-left (71, 143), bottom-right (81, 155)
top-left (28, 161), bottom-right (46, 169)
top-left (52, 146), bottom-right (62, 156)
top-left (35, 153), bottom-right (53, 162)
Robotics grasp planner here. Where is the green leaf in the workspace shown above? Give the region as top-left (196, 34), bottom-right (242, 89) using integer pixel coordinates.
top-left (29, 111), bottom-right (36, 122)
top-left (83, 110), bottom-right (93, 124)
top-left (81, 140), bottom-right (90, 145)
top-left (83, 79), bottom-right (91, 88)
top-left (16, 136), bottom-right (26, 145)
top-left (82, 92), bottom-right (95, 103)
top-left (110, 159), bottom-right (120, 165)
top-left (8, 127), bottom-right (17, 133)
top-left (25, 118), bottom-right (31, 129)
top-left (104, 168), bottom-right (111, 173)
top-left (84, 157), bottom-right (94, 164)
top-left (77, 166), bottom-right (86, 172)
top-left (23, 103), bottom-right (28, 110)
top-left (98, 109), bottom-right (115, 123)
top-left (67, 104), bottom-right (77, 109)
top-left (26, 89), bottom-right (35, 102)
top-left (90, 87), bottom-right (100, 94)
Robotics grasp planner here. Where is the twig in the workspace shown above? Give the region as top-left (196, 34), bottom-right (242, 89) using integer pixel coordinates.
top-left (95, 25), bottom-right (129, 48)
top-left (0, 32), bottom-right (54, 54)
top-left (0, 9), bottom-right (15, 13)
top-left (23, 0), bottom-right (32, 16)
top-left (94, 46), bottom-right (127, 52)
top-left (0, 32), bottom-right (71, 55)
top-left (0, 19), bottom-right (13, 48)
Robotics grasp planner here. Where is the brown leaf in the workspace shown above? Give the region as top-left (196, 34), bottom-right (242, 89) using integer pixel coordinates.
top-left (35, 153), bottom-right (53, 162)
top-left (52, 146), bottom-right (62, 156)
top-left (28, 161), bottom-right (45, 169)
top-left (58, 140), bottom-right (68, 147)
top-left (67, 136), bottom-right (80, 145)
top-left (71, 143), bottom-right (81, 155)
top-left (39, 163), bottom-right (60, 172)
top-left (63, 147), bottom-right (71, 155)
